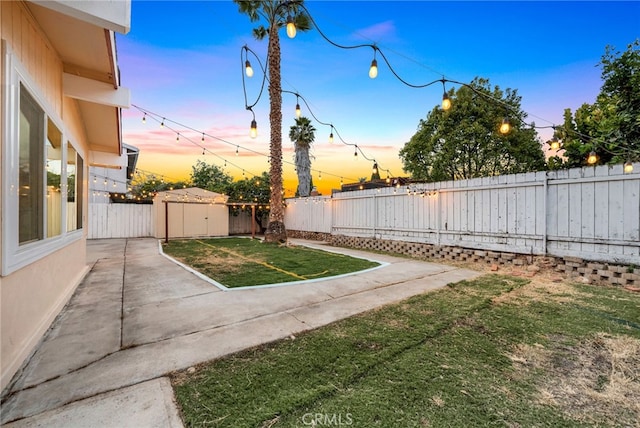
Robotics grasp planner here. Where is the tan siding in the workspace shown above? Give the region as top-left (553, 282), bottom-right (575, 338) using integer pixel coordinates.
top-left (2, 1), bottom-right (63, 117)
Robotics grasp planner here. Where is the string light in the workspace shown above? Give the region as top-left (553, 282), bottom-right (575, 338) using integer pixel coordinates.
top-left (354, 146), bottom-right (358, 159)
top-left (587, 150), bottom-right (598, 165)
top-left (441, 79), bottom-right (451, 111)
top-left (250, 119), bottom-right (257, 138)
top-left (624, 160), bottom-right (634, 173)
top-left (295, 95), bottom-right (301, 118)
top-left (499, 117), bottom-right (511, 135)
top-left (329, 125), bottom-right (334, 144)
top-left (442, 93), bottom-right (451, 111)
top-left (286, 15), bottom-right (296, 39)
top-left (160, 118), bottom-right (165, 128)
top-left (235, 145), bottom-right (239, 156)
top-left (245, 60), bottom-right (254, 78)
top-left (176, 133), bottom-right (180, 142)
top-left (369, 58), bottom-right (378, 79)
top-left (142, 113), bottom-right (146, 124)
top-left (201, 133), bottom-right (205, 142)
top-left (372, 162), bottom-right (379, 176)
top-left (549, 136), bottom-right (560, 151)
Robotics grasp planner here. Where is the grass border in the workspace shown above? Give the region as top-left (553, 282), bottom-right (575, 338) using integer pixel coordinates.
top-left (158, 239), bottom-right (389, 291)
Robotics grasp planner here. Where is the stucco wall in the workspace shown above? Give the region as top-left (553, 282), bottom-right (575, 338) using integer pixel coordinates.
top-left (1, 1), bottom-right (90, 392)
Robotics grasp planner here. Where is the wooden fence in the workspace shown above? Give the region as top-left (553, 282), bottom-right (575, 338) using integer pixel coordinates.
top-left (284, 164), bottom-right (640, 264)
top-left (88, 204), bottom-right (154, 239)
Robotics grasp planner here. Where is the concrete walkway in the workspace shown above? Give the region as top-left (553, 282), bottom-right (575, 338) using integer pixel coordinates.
top-left (1, 238), bottom-right (480, 427)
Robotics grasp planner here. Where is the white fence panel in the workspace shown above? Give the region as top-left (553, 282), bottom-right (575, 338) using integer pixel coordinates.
top-left (284, 164), bottom-right (640, 264)
top-left (284, 196), bottom-right (332, 233)
top-left (89, 204), bottom-right (154, 239)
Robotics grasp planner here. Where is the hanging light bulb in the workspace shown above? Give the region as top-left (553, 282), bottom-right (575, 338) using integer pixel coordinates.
top-left (201, 133), bottom-right (205, 142)
top-left (142, 113), bottom-right (146, 124)
top-left (369, 58), bottom-right (378, 79)
top-left (160, 118), bottom-right (165, 128)
top-left (499, 117), bottom-right (511, 135)
top-left (354, 146), bottom-right (358, 159)
top-left (340, 177), bottom-right (343, 186)
top-left (549, 136), bottom-right (561, 151)
top-left (176, 133), bottom-right (180, 142)
top-left (295, 102), bottom-right (301, 118)
top-left (250, 119), bottom-right (257, 138)
top-left (245, 60), bottom-right (254, 78)
top-left (235, 146), bottom-right (239, 156)
top-left (587, 150), bottom-right (597, 165)
top-left (329, 126), bottom-right (334, 144)
top-left (442, 93), bottom-right (451, 111)
top-left (372, 162), bottom-right (379, 175)
top-left (624, 160), bottom-right (634, 173)
top-left (318, 171), bottom-right (322, 180)
top-left (202, 148), bottom-right (205, 156)
top-left (286, 15), bottom-right (296, 39)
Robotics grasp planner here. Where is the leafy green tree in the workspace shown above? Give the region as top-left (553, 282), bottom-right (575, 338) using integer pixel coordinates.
top-left (289, 116), bottom-right (316, 197)
top-left (226, 172), bottom-right (271, 234)
top-left (190, 160), bottom-right (233, 194)
top-left (557, 40), bottom-right (639, 166)
top-left (129, 176), bottom-right (190, 201)
top-left (399, 77), bottom-right (546, 181)
top-left (234, 0), bottom-right (311, 242)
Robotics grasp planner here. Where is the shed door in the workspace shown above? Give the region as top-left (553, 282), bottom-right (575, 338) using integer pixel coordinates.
top-left (183, 204), bottom-right (208, 237)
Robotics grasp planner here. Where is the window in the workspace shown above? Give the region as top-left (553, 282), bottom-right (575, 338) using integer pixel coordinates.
top-left (47, 118), bottom-right (63, 238)
top-left (67, 144), bottom-right (84, 231)
top-left (19, 85), bottom-right (44, 243)
top-left (2, 42), bottom-right (85, 275)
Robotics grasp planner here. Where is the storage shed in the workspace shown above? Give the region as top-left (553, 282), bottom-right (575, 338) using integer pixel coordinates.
top-left (153, 188), bottom-right (229, 239)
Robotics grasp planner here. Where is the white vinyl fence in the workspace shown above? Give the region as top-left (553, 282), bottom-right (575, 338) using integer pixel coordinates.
top-left (89, 203), bottom-right (154, 239)
top-left (285, 164), bottom-right (640, 264)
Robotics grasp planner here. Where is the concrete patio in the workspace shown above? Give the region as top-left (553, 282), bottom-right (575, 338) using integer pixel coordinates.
top-left (1, 238), bottom-right (480, 427)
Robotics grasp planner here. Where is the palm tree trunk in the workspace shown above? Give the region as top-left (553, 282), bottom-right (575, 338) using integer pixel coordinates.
top-left (296, 146), bottom-right (311, 196)
top-left (265, 26), bottom-right (287, 242)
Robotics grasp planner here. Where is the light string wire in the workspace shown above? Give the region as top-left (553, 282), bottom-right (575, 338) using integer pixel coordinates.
top-left (242, 44), bottom-right (395, 179)
top-left (293, 2), bottom-right (637, 161)
top-left (132, 104), bottom-right (364, 185)
top-left (134, 106), bottom-right (263, 179)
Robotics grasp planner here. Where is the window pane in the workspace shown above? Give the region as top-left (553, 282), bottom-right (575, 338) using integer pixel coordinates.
top-left (46, 119), bottom-right (62, 237)
top-left (76, 154), bottom-right (84, 229)
top-left (67, 145), bottom-right (77, 231)
top-left (19, 84), bottom-right (44, 244)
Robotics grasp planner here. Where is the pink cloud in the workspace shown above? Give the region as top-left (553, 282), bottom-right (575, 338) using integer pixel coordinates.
top-left (351, 20), bottom-right (397, 43)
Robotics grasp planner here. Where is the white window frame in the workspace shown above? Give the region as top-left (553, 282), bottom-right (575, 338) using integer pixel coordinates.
top-left (2, 40), bottom-right (83, 276)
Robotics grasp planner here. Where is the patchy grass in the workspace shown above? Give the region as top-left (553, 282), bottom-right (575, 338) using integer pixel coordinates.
top-left (162, 238), bottom-right (379, 288)
top-left (172, 275), bottom-right (640, 427)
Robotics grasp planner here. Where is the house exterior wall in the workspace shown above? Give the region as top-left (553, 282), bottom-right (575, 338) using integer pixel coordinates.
top-left (1, 1), bottom-right (91, 392)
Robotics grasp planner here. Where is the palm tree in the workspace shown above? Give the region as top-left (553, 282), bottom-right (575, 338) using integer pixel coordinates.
top-left (289, 116), bottom-right (316, 196)
top-left (234, 0), bottom-right (311, 242)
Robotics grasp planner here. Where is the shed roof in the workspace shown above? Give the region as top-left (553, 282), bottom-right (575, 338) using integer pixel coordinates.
top-left (154, 188), bottom-right (228, 204)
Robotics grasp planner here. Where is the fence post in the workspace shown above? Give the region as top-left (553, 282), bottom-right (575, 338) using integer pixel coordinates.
top-left (373, 193), bottom-right (377, 238)
top-left (542, 173), bottom-right (548, 255)
top-left (164, 201), bottom-right (169, 244)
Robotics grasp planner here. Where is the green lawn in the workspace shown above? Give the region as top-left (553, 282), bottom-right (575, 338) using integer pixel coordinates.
top-left (172, 275), bottom-right (640, 427)
top-left (162, 238), bottom-right (380, 288)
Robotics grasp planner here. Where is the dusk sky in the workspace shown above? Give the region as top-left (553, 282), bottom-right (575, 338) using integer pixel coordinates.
top-left (118, 1), bottom-right (640, 195)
